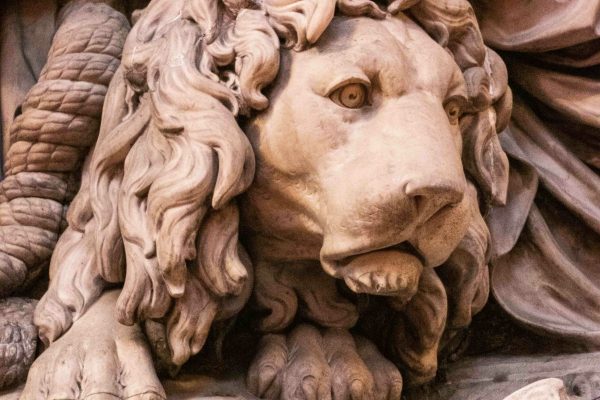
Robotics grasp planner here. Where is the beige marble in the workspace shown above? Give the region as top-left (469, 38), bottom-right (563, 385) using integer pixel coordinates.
top-left (0, 0), bottom-right (598, 399)
top-left (1, 0), bottom-right (509, 398)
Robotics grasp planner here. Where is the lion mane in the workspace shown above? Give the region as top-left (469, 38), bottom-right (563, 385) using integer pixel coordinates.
top-left (34, 0), bottom-right (510, 370)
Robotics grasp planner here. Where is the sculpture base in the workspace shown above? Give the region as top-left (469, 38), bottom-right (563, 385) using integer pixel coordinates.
top-left (2, 351), bottom-right (599, 400)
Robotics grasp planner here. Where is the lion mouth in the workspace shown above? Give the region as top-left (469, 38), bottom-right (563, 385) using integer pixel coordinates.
top-left (321, 242), bottom-right (425, 301)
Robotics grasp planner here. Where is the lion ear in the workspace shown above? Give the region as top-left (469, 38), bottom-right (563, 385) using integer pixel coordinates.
top-left (461, 110), bottom-right (509, 206)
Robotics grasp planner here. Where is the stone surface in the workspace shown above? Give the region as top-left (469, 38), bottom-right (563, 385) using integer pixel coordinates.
top-left (0, 0), bottom-right (598, 399)
top-left (3, 353), bottom-right (600, 399)
top-left (503, 379), bottom-right (569, 400)
top-left (14, 0), bottom-right (509, 398)
top-left (405, 352), bottom-right (600, 400)
top-left (474, 0), bottom-right (600, 348)
top-left (0, 299), bottom-right (37, 389)
top-left (0, 0), bottom-right (57, 164)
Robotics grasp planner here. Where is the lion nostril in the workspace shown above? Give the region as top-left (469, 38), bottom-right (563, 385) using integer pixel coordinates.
top-left (408, 187), bottom-right (463, 224)
top-left (413, 195), bottom-right (426, 217)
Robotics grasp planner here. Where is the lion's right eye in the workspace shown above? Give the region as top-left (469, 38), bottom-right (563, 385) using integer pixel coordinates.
top-left (330, 83), bottom-right (369, 109)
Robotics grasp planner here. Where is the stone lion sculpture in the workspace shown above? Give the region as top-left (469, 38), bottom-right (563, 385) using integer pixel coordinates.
top-left (19, 0), bottom-right (511, 398)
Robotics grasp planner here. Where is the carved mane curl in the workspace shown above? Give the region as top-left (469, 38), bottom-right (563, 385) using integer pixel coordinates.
top-left (34, 0), bottom-right (510, 368)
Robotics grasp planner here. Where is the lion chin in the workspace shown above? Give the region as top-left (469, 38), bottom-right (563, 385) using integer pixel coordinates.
top-left (22, 0), bottom-right (510, 399)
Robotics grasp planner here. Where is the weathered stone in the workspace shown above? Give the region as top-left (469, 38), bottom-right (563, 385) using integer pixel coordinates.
top-left (0, 1), bottom-right (598, 399)
top-left (407, 353), bottom-right (600, 400)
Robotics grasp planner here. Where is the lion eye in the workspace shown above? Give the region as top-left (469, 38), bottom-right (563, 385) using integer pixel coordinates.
top-left (444, 100), bottom-right (463, 125)
top-left (330, 83), bottom-right (368, 109)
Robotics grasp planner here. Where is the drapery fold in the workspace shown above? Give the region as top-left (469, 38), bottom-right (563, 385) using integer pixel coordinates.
top-left (475, 0), bottom-right (600, 346)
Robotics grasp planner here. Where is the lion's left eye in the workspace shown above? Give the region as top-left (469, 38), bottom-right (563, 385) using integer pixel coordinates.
top-left (330, 83), bottom-right (368, 109)
top-left (444, 99), bottom-right (463, 125)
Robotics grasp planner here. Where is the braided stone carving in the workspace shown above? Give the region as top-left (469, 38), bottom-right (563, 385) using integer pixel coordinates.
top-left (0, 2), bottom-right (130, 298)
top-left (0, 1), bottom-right (129, 390)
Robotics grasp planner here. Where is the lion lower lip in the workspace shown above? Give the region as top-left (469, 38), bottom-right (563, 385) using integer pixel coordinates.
top-left (339, 247), bottom-right (423, 298)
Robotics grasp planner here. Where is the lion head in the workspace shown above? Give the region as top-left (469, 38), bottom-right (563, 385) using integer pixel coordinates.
top-left (34, 0), bottom-right (511, 384)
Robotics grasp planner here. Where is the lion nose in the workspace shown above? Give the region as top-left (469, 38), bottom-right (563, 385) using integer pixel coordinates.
top-left (405, 180), bottom-right (465, 224)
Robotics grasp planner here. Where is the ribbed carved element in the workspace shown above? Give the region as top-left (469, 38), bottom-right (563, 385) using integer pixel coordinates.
top-left (0, 2), bottom-right (130, 298)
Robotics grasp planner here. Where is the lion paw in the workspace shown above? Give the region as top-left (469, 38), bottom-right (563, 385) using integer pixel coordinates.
top-left (20, 291), bottom-right (165, 400)
top-left (247, 324), bottom-right (402, 400)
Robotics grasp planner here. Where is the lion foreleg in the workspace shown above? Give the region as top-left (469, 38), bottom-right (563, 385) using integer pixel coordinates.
top-left (21, 290), bottom-right (165, 400)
